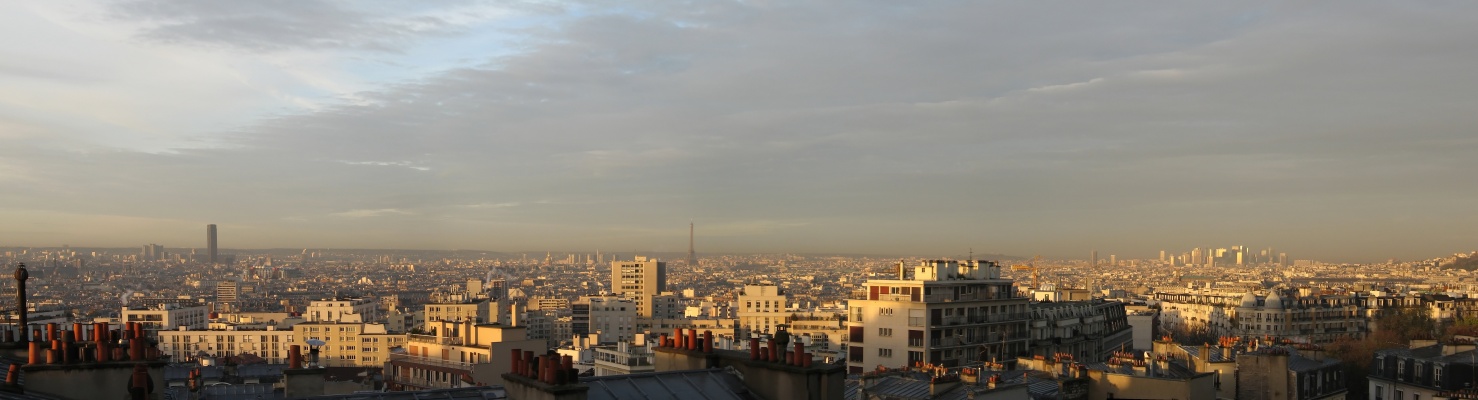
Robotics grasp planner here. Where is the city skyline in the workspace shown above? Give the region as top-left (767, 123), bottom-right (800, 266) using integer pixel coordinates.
top-left (3, 3), bottom-right (1477, 263)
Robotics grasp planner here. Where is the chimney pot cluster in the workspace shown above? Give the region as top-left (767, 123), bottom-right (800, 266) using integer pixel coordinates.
top-left (657, 328), bottom-right (718, 354)
top-left (747, 337), bottom-right (813, 367)
top-left (510, 349), bottom-right (578, 385)
top-left (20, 320), bottom-right (157, 365)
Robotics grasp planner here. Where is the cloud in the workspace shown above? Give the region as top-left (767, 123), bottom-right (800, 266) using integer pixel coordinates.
top-left (2, 1), bottom-right (1477, 261)
top-left (108, 0), bottom-right (517, 52)
top-left (331, 209), bottom-right (413, 218)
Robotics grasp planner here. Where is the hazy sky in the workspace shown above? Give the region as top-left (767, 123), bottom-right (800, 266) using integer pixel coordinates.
top-left (2, 1), bottom-right (1475, 262)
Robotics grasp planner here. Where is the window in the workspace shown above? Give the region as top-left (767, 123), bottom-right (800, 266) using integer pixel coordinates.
top-left (880, 308), bottom-right (894, 316)
top-left (908, 309), bottom-right (925, 327)
top-left (849, 347), bottom-right (864, 363)
top-left (849, 326), bottom-right (864, 343)
top-left (878, 348), bottom-right (892, 357)
top-left (1435, 365), bottom-right (1443, 382)
top-left (879, 328), bottom-right (893, 337)
top-left (908, 351), bottom-right (924, 363)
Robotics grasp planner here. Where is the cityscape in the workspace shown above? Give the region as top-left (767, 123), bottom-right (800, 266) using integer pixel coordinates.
top-left (3, 2), bottom-right (1477, 400)
top-left (2, 224), bottom-right (1477, 399)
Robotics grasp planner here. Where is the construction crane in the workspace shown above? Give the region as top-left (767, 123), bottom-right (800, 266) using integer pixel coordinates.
top-left (1010, 255), bottom-right (1043, 289)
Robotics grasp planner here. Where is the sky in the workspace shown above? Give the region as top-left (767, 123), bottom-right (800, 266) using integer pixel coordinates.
top-left (1, 1), bottom-right (1476, 263)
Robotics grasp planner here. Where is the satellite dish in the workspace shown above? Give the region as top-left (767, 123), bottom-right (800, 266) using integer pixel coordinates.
top-left (306, 339), bottom-right (326, 347)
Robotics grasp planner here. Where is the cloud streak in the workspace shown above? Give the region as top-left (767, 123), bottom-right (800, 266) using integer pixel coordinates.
top-left (1, 2), bottom-right (1476, 262)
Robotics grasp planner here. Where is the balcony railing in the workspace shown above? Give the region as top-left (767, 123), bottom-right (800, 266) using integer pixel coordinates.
top-left (408, 334), bottom-right (465, 346)
top-left (389, 354), bottom-right (476, 371)
top-left (390, 376), bottom-right (458, 390)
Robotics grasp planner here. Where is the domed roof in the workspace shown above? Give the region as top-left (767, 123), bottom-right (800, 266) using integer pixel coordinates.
top-left (1265, 291), bottom-right (1284, 309)
top-left (1239, 292), bottom-right (1259, 308)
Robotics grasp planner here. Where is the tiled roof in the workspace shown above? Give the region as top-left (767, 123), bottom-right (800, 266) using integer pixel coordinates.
top-left (301, 386), bottom-right (508, 400)
top-left (581, 369), bottom-right (755, 400)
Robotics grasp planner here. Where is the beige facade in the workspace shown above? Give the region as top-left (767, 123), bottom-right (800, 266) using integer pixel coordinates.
top-left (157, 326), bottom-right (295, 363)
top-left (423, 300), bottom-right (490, 328)
top-left (156, 322), bottom-right (404, 367)
top-left (293, 322), bottom-right (407, 367)
top-left (738, 285), bottom-right (788, 336)
top-left (306, 297), bottom-right (379, 323)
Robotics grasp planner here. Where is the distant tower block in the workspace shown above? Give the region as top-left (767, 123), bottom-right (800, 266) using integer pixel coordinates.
top-left (687, 222), bottom-right (698, 266)
top-left (207, 224), bottom-right (219, 264)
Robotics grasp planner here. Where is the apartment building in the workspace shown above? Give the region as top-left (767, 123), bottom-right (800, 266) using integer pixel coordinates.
top-left (122, 303), bottom-right (209, 333)
top-left (846, 260), bottom-right (1030, 374)
top-left (1156, 289), bottom-right (1366, 344)
top-left (1026, 299), bottom-right (1133, 362)
top-left (292, 322), bottom-right (406, 367)
top-left (385, 321), bottom-right (544, 390)
top-left (305, 297), bottom-right (379, 323)
top-left (738, 284), bottom-right (789, 336)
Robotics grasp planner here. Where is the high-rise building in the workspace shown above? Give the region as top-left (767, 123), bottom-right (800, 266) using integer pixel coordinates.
top-left (611, 256), bottom-right (666, 318)
top-left (687, 222), bottom-right (698, 266)
top-left (1091, 251), bottom-right (1098, 268)
top-left (206, 224), bottom-right (218, 264)
top-left (215, 280), bottom-right (238, 310)
top-left (1109, 254), bottom-right (1116, 267)
top-left (140, 244), bottom-right (165, 261)
top-left (845, 260), bottom-right (1029, 374)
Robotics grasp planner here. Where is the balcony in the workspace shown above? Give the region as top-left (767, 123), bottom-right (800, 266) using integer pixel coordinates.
top-left (924, 292), bottom-right (1016, 303)
top-left (389, 354), bottom-right (475, 371)
top-left (408, 334), bottom-right (466, 347)
top-left (389, 376), bottom-right (461, 390)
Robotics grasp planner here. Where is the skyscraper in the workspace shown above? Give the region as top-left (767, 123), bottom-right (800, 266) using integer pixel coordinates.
top-left (687, 222), bottom-right (697, 266)
top-left (206, 224), bottom-right (218, 264)
top-left (1091, 250), bottom-right (1098, 268)
top-left (610, 256), bottom-right (666, 318)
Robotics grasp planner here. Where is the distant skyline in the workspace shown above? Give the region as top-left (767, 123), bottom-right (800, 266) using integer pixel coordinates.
top-left (3, 2), bottom-right (1476, 263)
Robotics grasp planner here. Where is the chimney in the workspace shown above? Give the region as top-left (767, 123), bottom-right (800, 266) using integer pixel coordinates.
top-left (128, 364), bottom-right (150, 400)
top-left (14, 264), bottom-right (28, 339)
top-left (289, 345), bottom-right (302, 369)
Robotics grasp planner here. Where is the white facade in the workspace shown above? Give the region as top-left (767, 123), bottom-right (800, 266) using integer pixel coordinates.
top-left (846, 260), bottom-right (1030, 374)
top-left (579, 296), bottom-right (638, 343)
top-left (738, 285), bottom-right (789, 336)
top-left (122, 304), bottom-right (209, 332)
top-left (592, 341), bottom-right (655, 376)
top-left (306, 297), bottom-right (379, 323)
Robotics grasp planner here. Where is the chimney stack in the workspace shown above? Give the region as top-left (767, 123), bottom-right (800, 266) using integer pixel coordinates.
top-left (289, 345), bottom-right (302, 369)
top-left (14, 264), bottom-right (29, 340)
